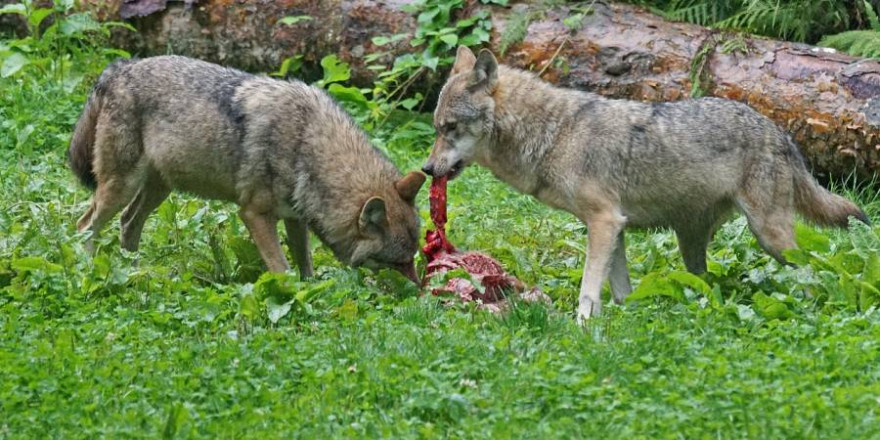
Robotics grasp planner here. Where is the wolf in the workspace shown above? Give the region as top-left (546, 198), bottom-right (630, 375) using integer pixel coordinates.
top-left (423, 46), bottom-right (869, 322)
top-left (69, 55), bottom-right (425, 282)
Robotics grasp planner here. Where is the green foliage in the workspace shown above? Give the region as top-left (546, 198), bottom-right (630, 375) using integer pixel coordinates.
top-left (630, 0), bottom-right (880, 61)
top-left (715, 0), bottom-right (848, 43)
top-left (269, 54), bottom-right (304, 78)
top-left (499, 3), bottom-right (593, 57)
top-left (688, 33), bottom-right (749, 97)
top-left (818, 1), bottom-right (880, 58)
top-left (630, 0), bottom-right (854, 44)
top-left (5, 0), bottom-right (880, 437)
top-left (0, 0), bottom-right (132, 85)
top-left (868, 0), bottom-right (880, 31)
top-left (499, 10), bottom-right (532, 55)
top-left (327, 0), bottom-right (498, 126)
top-left (561, 4), bottom-right (594, 32)
top-left (277, 15), bottom-right (312, 26)
top-left (0, 0), bottom-right (132, 159)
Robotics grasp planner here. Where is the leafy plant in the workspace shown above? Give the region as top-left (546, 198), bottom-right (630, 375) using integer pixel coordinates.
top-left (629, 0), bottom-right (854, 44)
top-left (4, 0), bottom-right (880, 437)
top-left (0, 0), bottom-right (132, 87)
top-left (688, 32), bottom-right (749, 97)
top-left (819, 0), bottom-right (880, 57)
top-left (562, 4), bottom-right (594, 32)
top-left (278, 15), bottom-right (312, 26)
top-left (716, 0), bottom-right (848, 43)
top-left (338, 0), bottom-right (500, 125)
top-left (499, 10), bottom-right (532, 56)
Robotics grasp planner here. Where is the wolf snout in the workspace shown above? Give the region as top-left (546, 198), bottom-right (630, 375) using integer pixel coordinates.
top-left (421, 160), bottom-right (459, 178)
top-left (421, 163), bottom-right (435, 176)
top-left (396, 262), bottom-right (420, 284)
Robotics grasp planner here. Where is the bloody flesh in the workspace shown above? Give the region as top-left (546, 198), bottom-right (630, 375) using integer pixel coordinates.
top-left (422, 176), bottom-right (456, 257)
top-left (422, 177), bottom-right (549, 308)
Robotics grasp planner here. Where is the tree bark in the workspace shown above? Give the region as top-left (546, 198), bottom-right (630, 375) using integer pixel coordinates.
top-left (60, 1), bottom-right (880, 179)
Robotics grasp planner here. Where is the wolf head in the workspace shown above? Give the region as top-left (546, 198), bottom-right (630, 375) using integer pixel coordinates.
top-left (422, 46), bottom-right (499, 180)
top-left (348, 171), bottom-right (426, 282)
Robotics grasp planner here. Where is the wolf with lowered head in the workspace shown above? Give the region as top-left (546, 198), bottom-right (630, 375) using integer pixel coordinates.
top-left (69, 56), bottom-right (425, 282)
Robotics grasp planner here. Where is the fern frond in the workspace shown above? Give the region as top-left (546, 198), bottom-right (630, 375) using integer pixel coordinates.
top-left (714, 0), bottom-right (848, 43)
top-left (667, 3), bottom-right (714, 25)
top-left (635, 0), bottom-right (852, 43)
top-left (864, 0), bottom-right (880, 32)
top-left (499, 11), bottom-right (531, 56)
top-left (819, 30), bottom-right (880, 58)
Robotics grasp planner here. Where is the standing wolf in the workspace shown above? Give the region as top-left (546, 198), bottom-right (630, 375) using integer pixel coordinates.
top-left (423, 46), bottom-right (869, 322)
top-left (69, 56), bottom-right (425, 281)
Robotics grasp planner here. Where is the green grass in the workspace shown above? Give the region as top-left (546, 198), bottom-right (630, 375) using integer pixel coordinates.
top-left (4, 50), bottom-right (880, 439)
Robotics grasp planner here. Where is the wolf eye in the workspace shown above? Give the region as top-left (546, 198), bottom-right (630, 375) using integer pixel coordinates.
top-left (444, 122), bottom-right (457, 133)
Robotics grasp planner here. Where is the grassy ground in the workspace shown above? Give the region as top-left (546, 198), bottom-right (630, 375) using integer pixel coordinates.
top-left (3, 59), bottom-right (880, 438)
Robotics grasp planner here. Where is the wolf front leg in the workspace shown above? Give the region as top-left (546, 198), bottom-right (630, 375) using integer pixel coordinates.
top-left (284, 218), bottom-right (313, 279)
top-left (239, 208), bottom-right (290, 273)
top-left (576, 211), bottom-right (625, 325)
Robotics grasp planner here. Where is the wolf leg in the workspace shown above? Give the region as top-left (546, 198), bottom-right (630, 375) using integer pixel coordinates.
top-left (577, 211), bottom-right (625, 324)
top-left (240, 208), bottom-right (290, 273)
top-left (79, 177), bottom-right (142, 254)
top-left (738, 203), bottom-right (797, 264)
top-left (675, 204), bottom-right (733, 274)
top-left (120, 170), bottom-right (170, 252)
top-left (736, 181), bottom-right (797, 264)
top-left (77, 108), bottom-right (146, 254)
top-left (608, 231), bottom-right (632, 304)
top-left (675, 228), bottom-right (711, 274)
top-left (77, 203), bottom-right (96, 235)
top-left (284, 218), bottom-right (313, 279)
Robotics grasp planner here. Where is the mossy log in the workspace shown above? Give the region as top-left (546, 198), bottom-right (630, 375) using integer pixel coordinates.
top-left (5, 0), bottom-right (878, 179)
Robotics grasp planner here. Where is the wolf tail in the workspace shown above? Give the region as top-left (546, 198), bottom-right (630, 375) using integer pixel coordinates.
top-left (68, 59), bottom-right (134, 191)
top-left (788, 140), bottom-right (870, 228)
top-left (68, 90), bottom-right (102, 191)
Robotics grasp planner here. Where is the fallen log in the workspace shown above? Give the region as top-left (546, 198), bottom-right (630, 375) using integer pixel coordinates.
top-left (500, 3), bottom-right (880, 181)
top-left (23, 0), bottom-right (880, 179)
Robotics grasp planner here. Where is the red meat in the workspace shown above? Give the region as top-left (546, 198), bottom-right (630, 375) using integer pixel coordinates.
top-left (421, 177), bottom-right (550, 310)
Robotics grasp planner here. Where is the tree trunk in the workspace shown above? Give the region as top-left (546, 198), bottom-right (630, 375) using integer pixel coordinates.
top-left (62, 1), bottom-right (880, 179)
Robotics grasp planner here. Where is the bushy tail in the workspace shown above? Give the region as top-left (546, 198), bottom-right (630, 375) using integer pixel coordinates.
top-left (68, 91), bottom-right (102, 191)
top-left (790, 146), bottom-right (870, 228)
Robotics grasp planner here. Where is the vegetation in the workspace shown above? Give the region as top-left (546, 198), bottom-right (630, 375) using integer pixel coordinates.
top-left (819, 0), bottom-right (880, 58)
top-left (623, 0), bottom-right (880, 57)
top-left (625, 0), bottom-right (850, 43)
top-left (3, 0), bottom-right (880, 438)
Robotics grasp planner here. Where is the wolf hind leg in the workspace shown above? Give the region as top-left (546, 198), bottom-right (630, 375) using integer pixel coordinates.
top-left (79, 175), bottom-right (143, 254)
top-left (674, 204), bottom-right (733, 274)
top-left (608, 231), bottom-right (631, 304)
top-left (676, 228), bottom-right (712, 275)
top-left (120, 168), bottom-right (171, 252)
top-left (736, 182), bottom-right (797, 264)
top-left (284, 218), bottom-right (313, 279)
top-left (77, 109), bottom-right (146, 254)
top-left (77, 203), bottom-right (96, 234)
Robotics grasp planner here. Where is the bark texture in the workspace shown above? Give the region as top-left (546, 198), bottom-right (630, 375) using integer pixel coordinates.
top-left (499, 3), bottom-right (880, 180)
top-left (4, 0), bottom-right (879, 178)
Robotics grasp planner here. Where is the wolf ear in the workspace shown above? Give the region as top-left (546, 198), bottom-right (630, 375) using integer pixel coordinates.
top-left (451, 46), bottom-right (477, 76)
top-left (468, 49), bottom-right (498, 92)
top-left (359, 197), bottom-right (388, 234)
top-left (395, 171), bottom-right (426, 204)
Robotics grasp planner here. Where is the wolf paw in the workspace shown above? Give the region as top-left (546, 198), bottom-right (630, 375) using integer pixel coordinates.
top-left (576, 298), bottom-right (601, 326)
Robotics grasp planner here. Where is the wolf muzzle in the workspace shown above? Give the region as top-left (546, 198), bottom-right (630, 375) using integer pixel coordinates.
top-left (397, 262), bottom-right (420, 284)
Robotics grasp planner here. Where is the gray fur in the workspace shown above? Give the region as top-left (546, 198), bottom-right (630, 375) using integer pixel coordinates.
top-left (69, 56), bottom-right (425, 281)
top-left (425, 47), bottom-right (869, 322)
